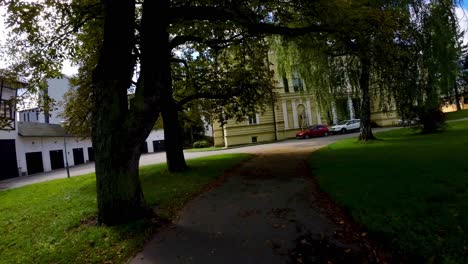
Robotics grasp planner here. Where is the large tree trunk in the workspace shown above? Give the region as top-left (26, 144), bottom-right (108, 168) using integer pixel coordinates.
top-left (454, 82), bottom-right (462, 111)
top-left (358, 56), bottom-right (376, 141)
top-left (93, 138), bottom-right (147, 225)
top-left (162, 100), bottom-right (187, 172)
top-left (92, 0), bottom-right (148, 225)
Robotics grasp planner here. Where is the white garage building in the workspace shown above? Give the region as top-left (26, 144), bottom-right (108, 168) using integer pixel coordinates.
top-left (0, 76), bottom-right (165, 180)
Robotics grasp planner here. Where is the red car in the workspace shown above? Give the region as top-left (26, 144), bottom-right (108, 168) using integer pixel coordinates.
top-left (296, 125), bottom-right (329, 139)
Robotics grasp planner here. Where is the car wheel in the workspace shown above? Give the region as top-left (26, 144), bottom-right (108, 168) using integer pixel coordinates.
top-left (305, 135), bottom-right (310, 139)
top-left (324, 132), bottom-right (329, 136)
top-left (341, 128), bottom-right (347, 134)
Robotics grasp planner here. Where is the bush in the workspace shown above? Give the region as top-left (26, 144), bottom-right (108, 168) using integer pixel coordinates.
top-left (417, 106), bottom-right (446, 133)
top-left (192, 140), bottom-right (211, 148)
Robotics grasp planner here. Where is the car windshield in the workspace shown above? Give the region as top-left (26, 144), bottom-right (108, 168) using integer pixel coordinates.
top-left (337, 120), bottom-right (348, 125)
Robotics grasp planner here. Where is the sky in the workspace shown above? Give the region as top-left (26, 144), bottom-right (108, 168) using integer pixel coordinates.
top-left (1, 3), bottom-right (468, 77)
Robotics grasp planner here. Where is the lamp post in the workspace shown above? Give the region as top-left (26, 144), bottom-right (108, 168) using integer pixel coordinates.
top-left (60, 121), bottom-right (70, 178)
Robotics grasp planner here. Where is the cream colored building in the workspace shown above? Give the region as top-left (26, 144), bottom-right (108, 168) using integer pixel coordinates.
top-left (213, 63), bottom-right (398, 147)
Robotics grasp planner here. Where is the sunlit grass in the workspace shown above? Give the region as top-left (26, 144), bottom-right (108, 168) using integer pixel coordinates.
top-left (0, 154), bottom-right (252, 264)
top-left (311, 121), bottom-right (468, 263)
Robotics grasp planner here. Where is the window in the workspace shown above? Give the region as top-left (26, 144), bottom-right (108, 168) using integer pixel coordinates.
top-left (251, 136), bottom-right (258, 143)
top-left (292, 71), bottom-right (303, 92)
top-left (0, 99), bottom-right (15, 130)
top-left (0, 100), bottom-right (13, 120)
top-left (248, 114), bottom-right (257, 125)
top-left (283, 77), bottom-right (289, 93)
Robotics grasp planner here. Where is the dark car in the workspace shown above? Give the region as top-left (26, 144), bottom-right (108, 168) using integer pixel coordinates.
top-left (296, 125), bottom-right (329, 139)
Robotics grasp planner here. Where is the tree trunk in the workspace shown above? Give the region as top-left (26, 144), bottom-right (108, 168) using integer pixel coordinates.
top-left (94, 138), bottom-right (147, 225)
top-left (92, 0), bottom-right (148, 225)
top-left (454, 82), bottom-right (462, 111)
top-left (358, 56), bottom-right (376, 141)
top-left (162, 100), bottom-right (187, 172)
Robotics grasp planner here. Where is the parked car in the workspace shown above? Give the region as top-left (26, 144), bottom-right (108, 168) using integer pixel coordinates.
top-left (296, 125), bottom-right (330, 139)
top-left (397, 117), bottom-right (419, 127)
top-left (330, 119), bottom-right (361, 134)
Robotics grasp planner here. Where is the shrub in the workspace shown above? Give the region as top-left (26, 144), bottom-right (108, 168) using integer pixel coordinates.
top-left (417, 106), bottom-right (446, 133)
top-left (193, 140), bottom-right (211, 148)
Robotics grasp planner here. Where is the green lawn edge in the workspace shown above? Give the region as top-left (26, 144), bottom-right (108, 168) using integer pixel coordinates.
top-left (0, 153), bottom-right (252, 264)
top-left (446, 109), bottom-right (468, 120)
top-left (185, 147), bottom-right (224, 152)
top-left (309, 121), bottom-right (468, 263)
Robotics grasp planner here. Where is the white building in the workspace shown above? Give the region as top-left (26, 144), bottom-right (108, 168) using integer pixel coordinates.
top-left (0, 76), bottom-right (165, 180)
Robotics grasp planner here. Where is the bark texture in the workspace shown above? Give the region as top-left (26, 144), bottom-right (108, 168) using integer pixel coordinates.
top-left (92, 0), bottom-right (147, 225)
top-left (162, 96), bottom-right (188, 172)
top-left (92, 0), bottom-right (171, 225)
top-left (358, 56), bottom-right (376, 141)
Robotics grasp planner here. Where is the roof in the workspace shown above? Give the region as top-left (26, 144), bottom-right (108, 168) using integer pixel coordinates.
top-left (18, 122), bottom-right (67, 137)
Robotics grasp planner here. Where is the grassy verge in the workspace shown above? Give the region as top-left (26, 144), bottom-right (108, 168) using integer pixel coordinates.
top-left (0, 154), bottom-right (251, 264)
top-left (310, 121), bottom-right (468, 263)
top-left (446, 109), bottom-right (468, 120)
top-left (185, 147), bottom-right (223, 152)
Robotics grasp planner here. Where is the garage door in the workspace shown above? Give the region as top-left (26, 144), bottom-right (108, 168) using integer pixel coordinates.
top-left (26, 152), bottom-right (44, 175)
top-left (49, 150), bottom-right (64, 170)
top-left (87, 147), bottom-right (95, 162)
top-left (152, 140), bottom-right (165, 153)
top-left (0, 139), bottom-right (19, 180)
top-left (73, 148), bottom-right (84, 165)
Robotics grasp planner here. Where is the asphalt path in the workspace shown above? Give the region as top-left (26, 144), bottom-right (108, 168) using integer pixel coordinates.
top-left (0, 127), bottom-right (395, 190)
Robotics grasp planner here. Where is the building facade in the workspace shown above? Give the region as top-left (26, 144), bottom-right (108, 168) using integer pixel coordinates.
top-left (0, 76), bottom-right (165, 181)
top-left (213, 63), bottom-right (398, 147)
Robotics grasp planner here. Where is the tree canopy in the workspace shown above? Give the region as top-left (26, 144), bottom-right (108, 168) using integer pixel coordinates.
top-left (1, 0), bottom-right (463, 225)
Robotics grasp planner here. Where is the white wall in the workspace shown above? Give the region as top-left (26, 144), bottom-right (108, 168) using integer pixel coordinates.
top-left (0, 130), bottom-right (16, 140)
top-left (16, 136), bottom-right (92, 175)
top-left (201, 115), bottom-right (213, 137)
top-left (18, 109), bottom-right (45, 123)
top-left (46, 77), bottom-right (71, 124)
top-left (145, 129), bottom-right (164, 153)
top-left (2, 86), bottom-right (16, 100)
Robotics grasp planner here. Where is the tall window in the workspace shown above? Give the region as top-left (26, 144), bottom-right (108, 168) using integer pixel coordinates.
top-left (292, 71), bottom-right (303, 92)
top-left (283, 77), bottom-right (289, 93)
top-left (248, 114), bottom-right (258, 125)
top-left (0, 100), bottom-right (13, 120)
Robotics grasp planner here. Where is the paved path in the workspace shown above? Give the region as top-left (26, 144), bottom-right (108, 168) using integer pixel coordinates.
top-left (0, 128), bottom-right (393, 191)
top-left (130, 138), bottom-right (374, 264)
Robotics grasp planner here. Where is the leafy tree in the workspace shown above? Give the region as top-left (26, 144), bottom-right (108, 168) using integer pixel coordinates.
top-left (272, 0), bottom-right (405, 141)
top-left (388, 0), bottom-right (460, 133)
top-left (3, 0), bottom-right (337, 225)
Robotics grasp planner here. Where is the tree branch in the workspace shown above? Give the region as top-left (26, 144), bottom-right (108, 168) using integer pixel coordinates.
top-left (177, 92), bottom-right (230, 107)
top-left (169, 34), bottom-right (243, 50)
top-left (168, 6), bottom-right (336, 36)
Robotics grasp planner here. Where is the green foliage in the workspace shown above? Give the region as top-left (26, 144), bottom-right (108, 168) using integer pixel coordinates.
top-left (388, 0), bottom-right (460, 133)
top-left (0, 154), bottom-right (251, 264)
top-left (446, 109), bottom-right (468, 120)
top-left (171, 36), bottom-right (276, 125)
top-left (192, 140), bottom-right (211, 148)
top-left (311, 121), bottom-right (468, 263)
top-left (270, 0), bottom-right (408, 131)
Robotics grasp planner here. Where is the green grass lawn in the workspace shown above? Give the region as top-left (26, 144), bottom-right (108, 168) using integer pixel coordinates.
top-left (446, 109), bottom-right (468, 120)
top-left (311, 121), bottom-right (468, 263)
top-left (0, 154), bottom-right (251, 264)
top-left (185, 146), bottom-right (223, 152)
